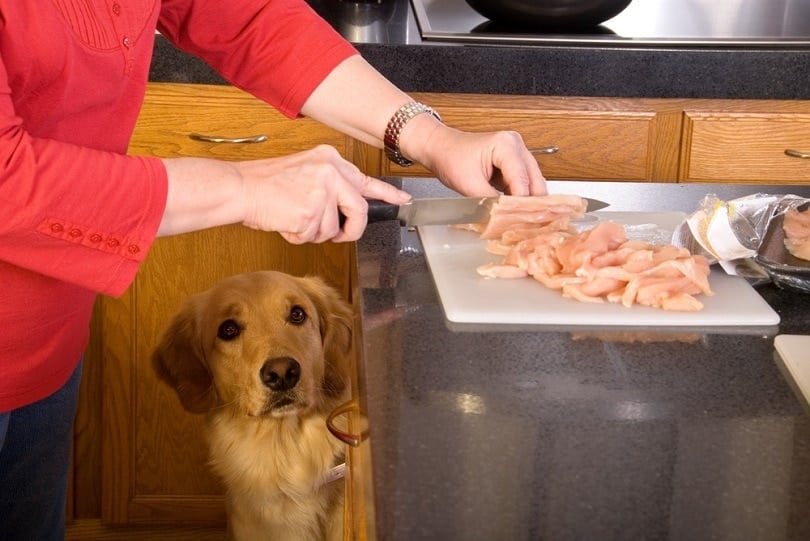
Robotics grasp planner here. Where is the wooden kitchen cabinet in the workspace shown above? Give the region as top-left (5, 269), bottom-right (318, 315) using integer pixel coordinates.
top-left (680, 99), bottom-right (810, 184)
top-left (69, 83), bottom-right (356, 537)
top-left (377, 93), bottom-right (685, 182)
top-left (370, 93), bottom-right (810, 186)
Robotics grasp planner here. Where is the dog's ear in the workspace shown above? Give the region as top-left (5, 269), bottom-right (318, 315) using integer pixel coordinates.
top-left (151, 294), bottom-right (218, 414)
top-left (302, 277), bottom-right (354, 398)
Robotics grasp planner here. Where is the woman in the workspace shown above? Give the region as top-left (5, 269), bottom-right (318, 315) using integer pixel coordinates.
top-left (0, 1), bottom-right (546, 538)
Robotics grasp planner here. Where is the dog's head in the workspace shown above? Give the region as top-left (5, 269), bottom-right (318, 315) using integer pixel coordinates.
top-left (152, 271), bottom-right (353, 418)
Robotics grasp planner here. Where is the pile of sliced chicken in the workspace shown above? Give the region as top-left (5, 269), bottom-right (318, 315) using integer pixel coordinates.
top-left (459, 194), bottom-right (714, 311)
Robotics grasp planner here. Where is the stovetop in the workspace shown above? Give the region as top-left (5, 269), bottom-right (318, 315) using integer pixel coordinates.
top-left (412, 0), bottom-right (810, 47)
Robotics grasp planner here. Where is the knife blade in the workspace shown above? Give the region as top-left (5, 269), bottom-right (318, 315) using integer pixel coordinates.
top-left (366, 196), bottom-right (610, 227)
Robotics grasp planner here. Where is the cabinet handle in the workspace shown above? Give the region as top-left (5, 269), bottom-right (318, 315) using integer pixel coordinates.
top-left (785, 149), bottom-right (810, 159)
top-left (189, 132), bottom-right (268, 144)
top-left (529, 146), bottom-right (559, 155)
top-left (326, 399), bottom-right (368, 447)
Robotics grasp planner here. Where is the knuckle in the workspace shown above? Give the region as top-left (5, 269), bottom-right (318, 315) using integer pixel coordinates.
top-left (491, 129), bottom-right (522, 146)
top-left (503, 130), bottom-right (524, 143)
top-left (310, 144), bottom-right (341, 160)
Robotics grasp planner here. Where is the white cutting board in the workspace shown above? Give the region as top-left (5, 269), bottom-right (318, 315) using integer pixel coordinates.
top-left (418, 211), bottom-right (780, 327)
top-left (774, 335), bottom-right (810, 408)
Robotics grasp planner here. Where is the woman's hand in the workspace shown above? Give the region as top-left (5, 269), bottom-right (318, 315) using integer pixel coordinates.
top-left (159, 145), bottom-right (411, 243)
top-left (239, 145), bottom-right (411, 243)
top-left (400, 116), bottom-right (547, 198)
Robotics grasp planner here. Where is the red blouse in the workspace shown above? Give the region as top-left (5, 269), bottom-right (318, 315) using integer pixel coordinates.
top-left (0, 0), bottom-right (357, 411)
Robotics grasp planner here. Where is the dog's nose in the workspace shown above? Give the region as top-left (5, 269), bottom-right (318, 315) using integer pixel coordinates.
top-left (260, 357), bottom-right (301, 391)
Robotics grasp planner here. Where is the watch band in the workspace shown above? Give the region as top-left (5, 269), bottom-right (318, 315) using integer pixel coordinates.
top-left (383, 101), bottom-right (442, 167)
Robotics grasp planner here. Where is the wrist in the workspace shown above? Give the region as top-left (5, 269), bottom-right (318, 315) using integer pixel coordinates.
top-left (384, 101), bottom-right (442, 167)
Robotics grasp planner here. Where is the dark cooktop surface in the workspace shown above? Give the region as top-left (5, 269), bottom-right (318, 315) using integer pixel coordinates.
top-left (412, 0), bottom-right (810, 47)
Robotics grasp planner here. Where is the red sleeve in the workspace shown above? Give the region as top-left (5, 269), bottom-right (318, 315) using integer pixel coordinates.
top-left (0, 57), bottom-right (168, 297)
top-left (157, 0), bottom-right (359, 118)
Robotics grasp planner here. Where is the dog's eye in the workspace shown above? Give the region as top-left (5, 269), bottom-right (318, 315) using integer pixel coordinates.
top-left (289, 305), bottom-right (307, 325)
top-left (217, 319), bottom-right (241, 341)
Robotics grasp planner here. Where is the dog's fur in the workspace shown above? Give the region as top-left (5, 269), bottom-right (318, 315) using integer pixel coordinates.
top-left (152, 271), bottom-right (353, 541)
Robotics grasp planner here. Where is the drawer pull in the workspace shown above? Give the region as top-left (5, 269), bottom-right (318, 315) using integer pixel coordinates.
top-left (529, 146), bottom-right (559, 155)
top-left (326, 399), bottom-right (368, 447)
top-left (785, 149), bottom-right (810, 159)
top-left (189, 132), bottom-right (268, 144)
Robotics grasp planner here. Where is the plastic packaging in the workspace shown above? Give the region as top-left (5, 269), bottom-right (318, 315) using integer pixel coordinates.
top-left (673, 193), bottom-right (810, 291)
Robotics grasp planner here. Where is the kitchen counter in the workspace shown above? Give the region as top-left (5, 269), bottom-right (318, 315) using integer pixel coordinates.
top-left (149, 0), bottom-right (810, 99)
top-left (356, 179), bottom-right (810, 541)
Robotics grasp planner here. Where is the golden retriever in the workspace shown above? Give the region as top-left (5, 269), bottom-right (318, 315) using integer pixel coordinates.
top-left (152, 270), bottom-right (353, 541)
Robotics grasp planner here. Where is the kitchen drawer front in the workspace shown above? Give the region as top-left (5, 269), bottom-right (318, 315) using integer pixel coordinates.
top-left (681, 110), bottom-right (810, 184)
top-left (128, 82), bottom-right (351, 160)
top-left (383, 109), bottom-right (658, 181)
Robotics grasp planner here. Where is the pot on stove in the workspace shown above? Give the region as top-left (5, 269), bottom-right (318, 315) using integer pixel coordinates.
top-left (463, 0), bottom-right (633, 29)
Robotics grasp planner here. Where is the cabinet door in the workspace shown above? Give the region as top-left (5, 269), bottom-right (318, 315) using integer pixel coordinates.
top-left (380, 93), bottom-right (683, 182)
top-left (680, 100), bottom-right (810, 184)
top-left (87, 83), bottom-right (354, 525)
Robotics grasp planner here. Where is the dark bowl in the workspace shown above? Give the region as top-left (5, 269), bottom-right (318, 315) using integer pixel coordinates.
top-left (464, 0), bottom-right (633, 29)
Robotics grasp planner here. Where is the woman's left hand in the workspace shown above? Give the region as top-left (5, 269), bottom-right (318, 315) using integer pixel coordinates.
top-left (401, 118), bottom-right (547, 197)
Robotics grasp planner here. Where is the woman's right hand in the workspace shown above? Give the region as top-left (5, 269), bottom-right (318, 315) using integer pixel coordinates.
top-left (238, 145), bottom-right (411, 243)
top-left (160, 145), bottom-right (411, 243)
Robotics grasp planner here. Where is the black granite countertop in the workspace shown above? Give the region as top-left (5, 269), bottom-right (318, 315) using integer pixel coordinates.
top-left (356, 179), bottom-right (810, 541)
top-left (149, 0), bottom-right (810, 99)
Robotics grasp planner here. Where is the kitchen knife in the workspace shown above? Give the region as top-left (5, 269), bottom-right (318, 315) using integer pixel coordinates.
top-left (365, 196), bottom-right (610, 227)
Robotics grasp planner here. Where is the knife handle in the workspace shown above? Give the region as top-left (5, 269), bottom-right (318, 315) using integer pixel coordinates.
top-left (366, 199), bottom-right (399, 223)
top-left (338, 199), bottom-right (399, 229)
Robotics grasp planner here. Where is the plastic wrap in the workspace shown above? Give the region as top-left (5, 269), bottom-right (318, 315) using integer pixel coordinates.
top-left (673, 193), bottom-right (810, 291)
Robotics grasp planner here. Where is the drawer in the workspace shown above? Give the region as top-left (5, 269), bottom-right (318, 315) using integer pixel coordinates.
top-left (681, 110), bottom-right (810, 184)
top-left (377, 93), bottom-right (686, 182)
top-left (128, 82), bottom-right (350, 160)
top-left (384, 109), bottom-right (658, 181)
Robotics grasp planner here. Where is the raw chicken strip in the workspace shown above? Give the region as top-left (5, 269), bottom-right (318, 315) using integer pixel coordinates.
top-left (477, 195), bottom-right (587, 239)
